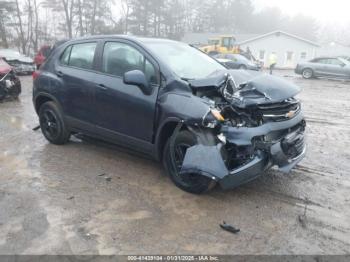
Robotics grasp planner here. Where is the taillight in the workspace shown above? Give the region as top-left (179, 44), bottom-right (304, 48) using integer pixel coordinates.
top-left (32, 70), bottom-right (40, 80)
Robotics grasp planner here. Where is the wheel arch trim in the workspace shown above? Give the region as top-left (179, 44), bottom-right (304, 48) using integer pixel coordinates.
top-left (34, 92), bottom-right (64, 114)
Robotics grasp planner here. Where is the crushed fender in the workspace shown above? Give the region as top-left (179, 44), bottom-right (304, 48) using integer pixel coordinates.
top-left (180, 144), bottom-right (228, 181)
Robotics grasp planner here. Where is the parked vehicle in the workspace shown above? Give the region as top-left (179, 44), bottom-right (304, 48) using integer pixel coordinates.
top-left (0, 49), bottom-right (35, 75)
top-left (295, 57), bottom-right (350, 79)
top-left (0, 58), bottom-right (21, 101)
top-left (214, 53), bottom-right (261, 71)
top-left (33, 36), bottom-right (306, 194)
top-left (34, 45), bottom-right (52, 69)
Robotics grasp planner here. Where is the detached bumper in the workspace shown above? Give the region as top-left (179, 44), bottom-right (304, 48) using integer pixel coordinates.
top-left (180, 113), bottom-right (306, 190)
top-left (219, 142), bottom-right (306, 190)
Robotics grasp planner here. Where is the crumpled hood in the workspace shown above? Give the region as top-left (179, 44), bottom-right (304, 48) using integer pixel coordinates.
top-left (190, 69), bottom-right (301, 108)
top-left (228, 70), bottom-right (301, 107)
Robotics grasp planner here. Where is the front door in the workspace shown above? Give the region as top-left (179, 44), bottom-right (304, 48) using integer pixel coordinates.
top-left (93, 41), bottom-right (160, 147)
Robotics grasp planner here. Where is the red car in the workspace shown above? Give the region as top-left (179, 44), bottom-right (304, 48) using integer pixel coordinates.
top-left (0, 57), bottom-right (12, 75)
top-left (34, 45), bottom-right (52, 69)
top-left (0, 57), bottom-right (21, 100)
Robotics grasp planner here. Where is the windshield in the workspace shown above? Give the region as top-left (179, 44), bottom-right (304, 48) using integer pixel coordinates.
top-left (222, 37), bottom-right (234, 48)
top-left (339, 57), bottom-right (350, 65)
top-left (144, 41), bottom-right (225, 79)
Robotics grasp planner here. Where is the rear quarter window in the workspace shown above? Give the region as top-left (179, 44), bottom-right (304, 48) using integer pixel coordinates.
top-left (60, 42), bottom-right (97, 70)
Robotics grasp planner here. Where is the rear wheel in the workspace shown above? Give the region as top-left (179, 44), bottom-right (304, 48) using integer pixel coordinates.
top-left (0, 86), bottom-right (5, 101)
top-left (39, 101), bottom-right (70, 145)
top-left (163, 130), bottom-right (216, 194)
top-left (302, 68), bottom-right (313, 79)
top-left (9, 82), bottom-right (21, 99)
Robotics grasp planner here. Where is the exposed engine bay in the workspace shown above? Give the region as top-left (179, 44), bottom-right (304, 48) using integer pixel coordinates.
top-left (176, 70), bottom-right (306, 189)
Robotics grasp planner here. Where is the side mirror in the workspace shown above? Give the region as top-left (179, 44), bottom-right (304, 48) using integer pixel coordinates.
top-left (123, 70), bottom-right (152, 95)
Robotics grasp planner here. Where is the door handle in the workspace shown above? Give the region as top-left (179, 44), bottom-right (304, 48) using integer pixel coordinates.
top-left (56, 71), bottom-right (64, 77)
top-left (97, 84), bottom-right (108, 91)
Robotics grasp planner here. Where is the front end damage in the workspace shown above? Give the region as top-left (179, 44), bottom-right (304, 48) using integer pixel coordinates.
top-left (177, 71), bottom-right (306, 190)
top-left (0, 69), bottom-right (21, 101)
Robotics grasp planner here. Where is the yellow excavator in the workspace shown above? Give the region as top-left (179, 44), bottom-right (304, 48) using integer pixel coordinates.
top-left (200, 35), bottom-right (240, 56)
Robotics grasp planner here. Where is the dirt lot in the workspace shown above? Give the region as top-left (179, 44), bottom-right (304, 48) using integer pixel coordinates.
top-left (0, 72), bottom-right (349, 255)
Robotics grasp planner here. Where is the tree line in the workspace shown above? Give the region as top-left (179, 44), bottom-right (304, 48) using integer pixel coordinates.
top-left (0, 0), bottom-right (326, 55)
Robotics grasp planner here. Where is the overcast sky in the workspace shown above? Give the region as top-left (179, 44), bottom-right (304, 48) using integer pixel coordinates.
top-left (254, 0), bottom-right (350, 25)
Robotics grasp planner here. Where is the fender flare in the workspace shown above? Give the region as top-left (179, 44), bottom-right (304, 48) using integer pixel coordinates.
top-left (33, 92), bottom-right (64, 114)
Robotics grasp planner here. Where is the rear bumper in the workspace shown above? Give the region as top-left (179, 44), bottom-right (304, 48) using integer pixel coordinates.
top-left (294, 66), bottom-right (302, 74)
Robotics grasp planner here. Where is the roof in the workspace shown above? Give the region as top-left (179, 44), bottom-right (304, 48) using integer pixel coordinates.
top-left (62, 35), bottom-right (181, 46)
top-left (238, 30), bottom-right (320, 47)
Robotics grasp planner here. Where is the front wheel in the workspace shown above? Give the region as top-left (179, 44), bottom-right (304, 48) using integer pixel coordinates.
top-left (163, 130), bottom-right (216, 194)
top-left (39, 101), bottom-right (71, 145)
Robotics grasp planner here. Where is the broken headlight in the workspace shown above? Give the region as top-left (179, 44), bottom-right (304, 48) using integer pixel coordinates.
top-left (202, 109), bottom-right (225, 128)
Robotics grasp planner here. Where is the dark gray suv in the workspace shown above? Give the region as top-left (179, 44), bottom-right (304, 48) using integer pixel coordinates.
top-left (33, 35), bottom-right (306, 194)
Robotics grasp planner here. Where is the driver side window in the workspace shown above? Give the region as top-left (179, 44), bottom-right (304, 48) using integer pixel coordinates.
top-left (102, 42), bottom-right (158, 85)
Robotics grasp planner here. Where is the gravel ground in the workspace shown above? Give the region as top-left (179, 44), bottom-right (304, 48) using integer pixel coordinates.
top-left (0, 72), bottom-right (349, 255)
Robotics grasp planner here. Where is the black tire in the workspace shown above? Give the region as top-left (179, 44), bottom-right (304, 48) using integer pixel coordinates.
top-left (39, 101), bottom-right (70, 145)
top-left (239, 64), bottom-right (247, 70)
top-left (302, 68), bottom-right (313, 79)
top-left (0, 87), bottom-right (5, 101)
top-left (9, 82), bottom-right (21, 99)
top-left (163, 130), bottom-right (216, 194)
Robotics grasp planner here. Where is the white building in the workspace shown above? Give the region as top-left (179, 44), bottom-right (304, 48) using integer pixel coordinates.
top-left (238, 31), bottom-right (320, 68)
top-left (182, 30), bottom-right (321, 69)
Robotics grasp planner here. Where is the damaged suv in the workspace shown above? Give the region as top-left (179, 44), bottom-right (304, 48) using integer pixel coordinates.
top-left (33, 36), bottom-right (306, 194)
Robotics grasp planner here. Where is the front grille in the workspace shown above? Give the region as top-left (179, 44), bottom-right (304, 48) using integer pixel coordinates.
top-left (257, 99), bottom-right (301, 122)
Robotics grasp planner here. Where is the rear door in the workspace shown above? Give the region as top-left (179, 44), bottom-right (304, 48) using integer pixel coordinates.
top-left (56, 41), bottom-right (99, 130)
top-left (311, 58), bottom-right (329, 76)
top-left (93, 40), bottom-right (160, 149)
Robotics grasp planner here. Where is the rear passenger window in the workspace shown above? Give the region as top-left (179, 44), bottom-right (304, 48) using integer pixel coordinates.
top-left (102, 42), bottom-right (158, 84)
top-left (68, 42), bottom-right (97, 70)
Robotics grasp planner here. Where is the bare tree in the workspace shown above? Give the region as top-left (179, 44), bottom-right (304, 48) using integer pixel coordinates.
top-left (14, 0), bottom-right (26, 53)
top-left (0, 0), bottom-right (15, 48)
top-left (77, 0), bottom-right (84, 36)
top-left (32, 0), bottom-right (39, 52)
top-left (120, 0), bottom-right (131, 34)
top-left (61, 0), bottom-right (75, 38)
